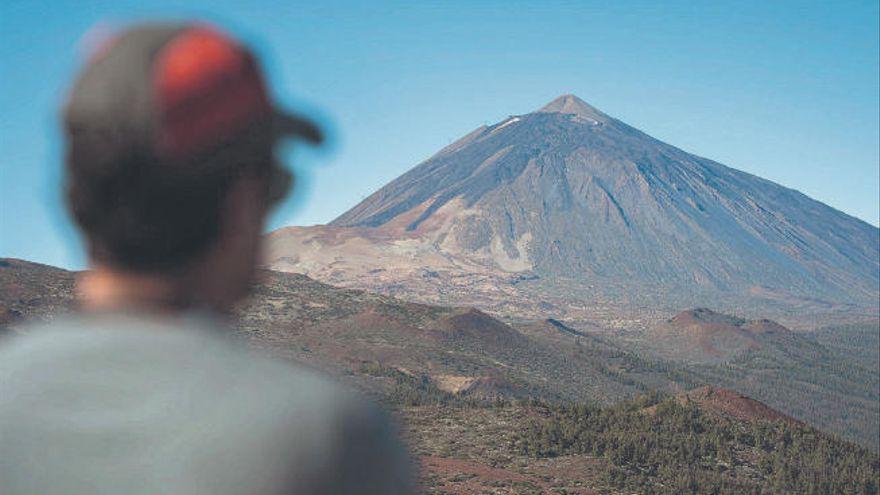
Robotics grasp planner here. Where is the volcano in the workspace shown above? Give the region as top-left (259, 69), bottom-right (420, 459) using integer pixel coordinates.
top-left (267, 95), bottom-right (879, 325)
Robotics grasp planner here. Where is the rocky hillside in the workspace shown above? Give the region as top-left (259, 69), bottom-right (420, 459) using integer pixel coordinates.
top-left (0, 258), bottom-right (690, 404)
top-left (648, 307), bottom-right (798, 363)
top-left (0, 258), bottom-right (76, 330)
top-left (237, 268), bottom-right (694, 404)
top-left (268, 94), bottom-right (879, 326)
top-left (2, 258), bottom-right (876, 451)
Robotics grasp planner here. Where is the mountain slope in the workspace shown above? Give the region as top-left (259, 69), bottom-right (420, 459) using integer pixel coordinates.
top-left (269, 94), bottom-right (879, 325)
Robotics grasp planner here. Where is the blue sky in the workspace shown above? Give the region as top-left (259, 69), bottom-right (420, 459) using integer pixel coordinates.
top-left (2, 0), bottom-right (878, 269)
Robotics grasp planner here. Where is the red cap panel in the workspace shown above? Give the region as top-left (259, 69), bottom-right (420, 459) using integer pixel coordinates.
top-left (153, 26), bottom-right (271, 160)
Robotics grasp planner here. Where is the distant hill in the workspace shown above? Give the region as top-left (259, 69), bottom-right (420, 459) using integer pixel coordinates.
top-left (268, 94), bottom-right (879, 327)
top-left (632, 306), bottom-right (879, 449)
top-left (648, 307), bottom-right (797, 363)
top-left (648, 385), bottom-right (801, 424)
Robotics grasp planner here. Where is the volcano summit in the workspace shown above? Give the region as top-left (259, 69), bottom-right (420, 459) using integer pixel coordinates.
top-left (267, 95), bottom-right (879, 326)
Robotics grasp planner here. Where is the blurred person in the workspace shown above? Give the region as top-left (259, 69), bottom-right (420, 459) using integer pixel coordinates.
top-left (0, 22), bottom-right (413, 495)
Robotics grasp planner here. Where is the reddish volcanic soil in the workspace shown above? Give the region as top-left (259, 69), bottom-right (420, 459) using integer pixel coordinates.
top-left (650, 308), bottom-right (797, 363)
top-left (685, 386), bottom-right (801, 423)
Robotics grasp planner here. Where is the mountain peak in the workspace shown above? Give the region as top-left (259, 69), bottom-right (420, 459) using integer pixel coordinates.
top-left (537, 94), bottom-right (607, 121)
top-left (275, 93), bottom-right (879, 320)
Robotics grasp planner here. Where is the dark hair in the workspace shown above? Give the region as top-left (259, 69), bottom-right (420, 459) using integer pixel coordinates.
top-left (64, 123), bottom-right (273, 272)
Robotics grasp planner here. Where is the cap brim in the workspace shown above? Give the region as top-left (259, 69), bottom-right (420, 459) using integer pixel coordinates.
top-left (273, 111), bottom-right (323, 145)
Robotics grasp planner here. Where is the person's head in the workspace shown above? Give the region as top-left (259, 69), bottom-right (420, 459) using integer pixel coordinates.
top-left (62, 23), bottom-right (321, 312)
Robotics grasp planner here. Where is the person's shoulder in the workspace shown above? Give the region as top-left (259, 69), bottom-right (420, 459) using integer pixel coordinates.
top-left (248, 360), bottom-right (414, 495)
top-left (0, 311), bottom-right (414, 494)
top-left (0, 314), bottom-right (102, 372)
top-left (231, 344), bottom-right (365, 417)
top-left (183, 322), bottom-right (415, 494)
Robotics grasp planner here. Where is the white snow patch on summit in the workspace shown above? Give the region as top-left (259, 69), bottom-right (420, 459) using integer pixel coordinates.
top-left (490, 116), bottom-right (521, 134)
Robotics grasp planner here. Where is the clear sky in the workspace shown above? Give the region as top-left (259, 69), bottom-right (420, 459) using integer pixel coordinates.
top-left (2, 0), bottom-right (878, 270)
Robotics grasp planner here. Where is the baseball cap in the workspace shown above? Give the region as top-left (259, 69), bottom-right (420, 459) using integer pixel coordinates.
top-left (63, 22), bottom-right (322, 190)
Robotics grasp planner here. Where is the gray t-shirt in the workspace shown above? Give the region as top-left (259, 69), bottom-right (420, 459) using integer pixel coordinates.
top-left (0, 312), bottom-right (413, 495)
